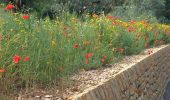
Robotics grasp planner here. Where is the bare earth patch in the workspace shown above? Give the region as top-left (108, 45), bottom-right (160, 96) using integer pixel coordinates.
top-left (16, 45), bottom-right (168, 100)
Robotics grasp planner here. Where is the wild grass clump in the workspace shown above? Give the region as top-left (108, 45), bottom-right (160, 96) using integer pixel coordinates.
top-left (0, 4), bottom-right (169, 93)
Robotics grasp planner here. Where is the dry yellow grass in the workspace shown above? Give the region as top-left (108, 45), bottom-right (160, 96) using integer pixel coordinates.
top-left (164, 26), bottom-right (170, 37)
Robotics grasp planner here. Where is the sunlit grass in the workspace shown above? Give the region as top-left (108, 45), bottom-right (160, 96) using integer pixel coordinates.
top-left (0, 4), bottom-right (169, 94)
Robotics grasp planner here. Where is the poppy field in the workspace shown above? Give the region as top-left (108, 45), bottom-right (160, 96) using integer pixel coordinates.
top-left (0, 4), bottom-right (170, 94)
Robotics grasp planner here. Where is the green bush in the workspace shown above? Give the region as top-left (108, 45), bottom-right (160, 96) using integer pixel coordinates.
top-left (164, 0), bottom-right (170, 21)
top-left (2, 0), bottom-right (170, 21)
top-left (110, 0), bottom-right (166, 21)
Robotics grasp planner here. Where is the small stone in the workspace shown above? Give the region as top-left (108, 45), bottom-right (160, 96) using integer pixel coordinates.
top-left (35, 96), bottom-right (41, 100)
top-left (44, 95), bottom-right (53, 100)
top-left (55, 97), bottom-right (63, 100)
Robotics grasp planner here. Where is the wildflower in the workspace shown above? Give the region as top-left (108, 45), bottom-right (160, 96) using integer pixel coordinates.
top-left (20, 30), bottom-right (25, 33)
top-left (74, 43), bottom-right (79, 49)
top-left (107, 15), bottom-right (113, 20)
top-left (119, 48), bottom-right (125, 53)
top-left (0, 69), bottom-right (5, 73)
top-left (63, 26), bottom-right (68, 30)
top-left (149, 27), bottom-right (154, 31)
top-left (103, 55), bottom-right (107, 59)
top-left (83, 41), bottom-right (91, 46)
top-left (0, 68), bottom-right (5, 78)
top-left (130, 19), bottom-right (136, 24)
top-left (85, 59), bottom-right (88, 64)
top-left (145, 37), bottom-right (149, 41)
top-left (141, 20), bottom-right (148, 25)
top-left (13, 55), bottom-right (21, 64)
top-left (127, 27), bottom-right (136, 32)
top-left (92, 14), bottom-right (98, 19)
top-left (22, 14), bottom-right (30, 20)
top-left (154, 40), bottom-right (159, 44)
top-left (112, 48), bottom-right (115, 52)
top-left (94, 46), bottom-right (98, 51)
top-left (51, 40), bottom-right (57, 48)
top-left (5, 4), bottom-right (15, 10)
top-left (101, 59), bottom-right (105, 63)
top-left (86, 53), bottom-right (93, 59)
top-left (112, 21), bottom-right (117, 25)
top-left (24, 56), bottom-right (30, 62)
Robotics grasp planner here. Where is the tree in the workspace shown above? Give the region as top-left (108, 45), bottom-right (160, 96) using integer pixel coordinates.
top-left (164, 0), bottom-right (170, 20)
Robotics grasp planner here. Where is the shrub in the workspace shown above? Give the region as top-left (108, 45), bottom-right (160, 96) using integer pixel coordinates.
top-left (164, 0), bottom-right (170, 21)
top-left (2, 0), bottom-right (170, 22)
top-left (110, 0), bottom-right (166, 21)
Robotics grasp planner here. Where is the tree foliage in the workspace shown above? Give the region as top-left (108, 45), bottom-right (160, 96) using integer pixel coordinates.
top-left (1, 0), bottom-right (170, 21)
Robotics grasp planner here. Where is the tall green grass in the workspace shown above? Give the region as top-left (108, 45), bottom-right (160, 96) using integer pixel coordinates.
top-left (0, 5), bottom-right (169, 94)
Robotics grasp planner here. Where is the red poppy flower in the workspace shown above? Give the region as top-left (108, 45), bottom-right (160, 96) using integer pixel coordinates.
top-left (107, 15), bottom-right (113, 20)
top-left (63, 26), bottom-right (68, 30)
top-left (24, 56), bottom-right (30, 62)
top-left (74, 43), bottom-right (79, 49)
top-left (112, 21), bottom-right (117, 25)
top-left (130, 20), bottom-right (136, 24)
top-left (142, 20), bottom-right (148, 25)
top-left (86, 53), bottom-right (93, 59)
top-left (154, 40), bottom-right (159, 44)
top-left (13, 55), bottom-right (21, 64)
top-left (22, 15), bottom-right (30, 20)
top-left (127, 27), bottom-right (136, 32)
top-left (85, 59), bottom-right (88, 64)
top-left (145, 37), bottom-right (149, 41)
top-left (5, 4), bottom-right (15, 10)
top-left (103, 55), bottom-right (107, 59)
top-left (0, 69), bottom-right (5, 73)
top-left (101, 59), bottom-right (105, 63)
top-left (83, 41), bottom-right (91, 46)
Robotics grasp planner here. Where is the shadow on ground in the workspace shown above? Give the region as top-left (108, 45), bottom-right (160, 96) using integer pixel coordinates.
top-left (164, 81), bottom-right (170, 100)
